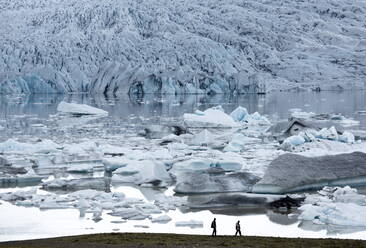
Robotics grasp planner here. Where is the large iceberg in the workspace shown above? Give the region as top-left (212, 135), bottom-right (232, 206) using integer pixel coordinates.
top-left (253, 152), bottom-right (366, 194)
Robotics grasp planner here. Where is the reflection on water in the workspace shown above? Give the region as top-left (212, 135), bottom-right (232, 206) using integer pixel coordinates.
top-left (1, 91), bottom-right (366, 241)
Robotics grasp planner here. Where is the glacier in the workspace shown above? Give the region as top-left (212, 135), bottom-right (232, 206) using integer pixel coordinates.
top-left (1, 0), bottom-right (366, 94)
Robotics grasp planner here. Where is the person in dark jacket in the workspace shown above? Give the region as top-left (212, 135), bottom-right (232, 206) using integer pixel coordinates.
top-left (211, 218), bottom-right (217, 236)
top-left (235, 220), bottom-right (242, 236)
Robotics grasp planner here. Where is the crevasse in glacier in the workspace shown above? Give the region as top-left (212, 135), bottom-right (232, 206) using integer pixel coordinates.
top-left (1, 0), bottom-right (365, 94)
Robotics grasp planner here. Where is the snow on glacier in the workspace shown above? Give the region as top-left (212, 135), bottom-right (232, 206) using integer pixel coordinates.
top-left (1, 0), bottom-right (366, 94)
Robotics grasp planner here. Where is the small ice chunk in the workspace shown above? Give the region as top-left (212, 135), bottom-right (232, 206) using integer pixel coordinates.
top-left (175, 220), bottom-right (203, 228)
top-left (151, 215), bottom-right (172, 223)
top-left (190, 129), bottom-right (215, 146)
top-left (230, 106), bottom-right (248, 122)
top-left (339, 131), bottom-right (355, 144)
top-left (57, 101), bottom-right (108, 115)
top-left (283, 135), bottom-right (306, 147)
top-left (102, 157), bottom-right (129, 172)
top-left (67, 163), bottom-right (94, 173)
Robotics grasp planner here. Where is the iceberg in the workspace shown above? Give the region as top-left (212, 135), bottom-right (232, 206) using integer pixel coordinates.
top-left (42, 177), bottom-right (108, 191)
top-left (151, 215), bottom-right (172, 223)
top-left (183, 107), bottom-right (239, 128)
top-left (0, 139), bottom-right (60, 154)
top-left (175, 220), bottom-right (203, 228)
top-left (175, 171), bottom-right (259, 194)
top-left (253, 152), bottom-right (366, 194)
top-left (112, 160), bottom-right (172, 187)
top-left (102, 157), bottom-right (129, 172)
top-left (299, 186), bottom-right (366, 227)
top-left (230, 106), bottom-right (248, 122)
top-left (172, 159), bottom-right (242, 172)
top-left (57, 101), bottom-right (108, 116)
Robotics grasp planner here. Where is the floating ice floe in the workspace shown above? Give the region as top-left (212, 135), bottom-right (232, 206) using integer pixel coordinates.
top-left (175, 220), bottom-right (203, 228)
top-left (112, 160), bottom-right (172, 187)
top-left (0, 167), bottom-right (44, 186)
top-left (187, 193), bottom-right (283, 208)
top-left (184, 106), bottom-right (270, 128)
top-left (174, 171), bottom-right (260, 194)
top-left (230, 106), bottom-right (249, 122)
top-left (299, 186), bottom-right (366, 227)
top-left (140, 125), bottom-right (188, 139)
top-left (66, 163), bottom-right (95, 173)
top-left (183, 106), bottom-right (239, 128)
top-left (151, 215), bottom-right (172, 223)
top-left (290, 110), bottom-right (360, 127)
top-left (189, 129), bottom-right (216, 146)
top-left (253, 152), bottom-right (366, 194)
top-left (0, 139), bottom-right (60, 154)
top-left (42, 176), bottom-right (108, 191)
top-left (223, 133), bottom-right (262, 152)
top-left (102, 157), bottom-right (129, 172)
top-left (281, 126), bottom-right (356, 151)
top-left (172, 159), bottom-right (242, 172)
top-left (57, 101), bottom-right (108, 116)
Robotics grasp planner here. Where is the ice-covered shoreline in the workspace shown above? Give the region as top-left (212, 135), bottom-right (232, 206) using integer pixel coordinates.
top-left (1, 0), bottom-right (366, 94)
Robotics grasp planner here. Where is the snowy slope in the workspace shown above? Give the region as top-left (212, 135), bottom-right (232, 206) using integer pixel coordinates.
top-left (0, 0), bottom-right (366, 94)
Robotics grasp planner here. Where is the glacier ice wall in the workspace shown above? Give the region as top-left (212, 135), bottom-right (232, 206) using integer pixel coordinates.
top-left (0, 0), bottom-right (366, 94)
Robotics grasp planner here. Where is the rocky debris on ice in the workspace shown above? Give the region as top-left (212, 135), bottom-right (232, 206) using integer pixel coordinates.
top-left (253, 152), bottom-right (366, 194)
top-left (42, 176), bottom-right (109, 191)
top-left (175, 220), bottom-right (203, 228)
top-left (111, 160), bottom-right (172, 187)
top-left (0, 139), bottom-right (60, 154)
top-left (268, 195), bottom-right (305, 210)
top-left (299, 186), bottom-right (366, 227)
top-left (174, 171), bottom-right (259, 194)
top-left (140, 125), bottom-right (188, 139)
top-left (57, 102), bottom-right (108, 116)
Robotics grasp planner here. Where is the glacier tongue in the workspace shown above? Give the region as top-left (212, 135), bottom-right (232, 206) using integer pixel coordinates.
top-left (1, 0), bottom-right (366, 94)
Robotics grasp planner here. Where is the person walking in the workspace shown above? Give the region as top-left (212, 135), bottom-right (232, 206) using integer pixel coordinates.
top-left (211, 218), bottom-right (217, 236)
top-left (235, 220), bottom-right (242, 236)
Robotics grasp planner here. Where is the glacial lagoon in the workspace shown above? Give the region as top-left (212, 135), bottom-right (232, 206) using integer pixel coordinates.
top-left (1, 91), bottom-right (366, 241)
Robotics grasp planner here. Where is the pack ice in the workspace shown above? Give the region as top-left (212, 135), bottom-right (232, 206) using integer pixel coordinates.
top-left (299, 186), bottom-right (366, 227)
top-left (2, 0), bottom-right (365, 94)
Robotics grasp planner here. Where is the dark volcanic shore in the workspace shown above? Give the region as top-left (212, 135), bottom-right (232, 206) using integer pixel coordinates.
top-left (1, 233), bottom-right (366, 248)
